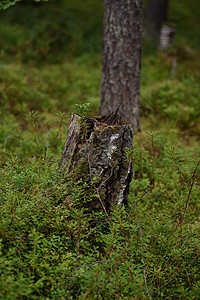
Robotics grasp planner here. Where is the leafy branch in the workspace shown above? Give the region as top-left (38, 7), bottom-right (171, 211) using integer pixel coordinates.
top-left (0, 0), bottom-right (48, 10)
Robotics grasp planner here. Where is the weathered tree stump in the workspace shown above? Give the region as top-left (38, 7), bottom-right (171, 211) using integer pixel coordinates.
top-left (60, 110), bottom-right (133, 213)
top-left (159, 24), bottom-right (176, 51)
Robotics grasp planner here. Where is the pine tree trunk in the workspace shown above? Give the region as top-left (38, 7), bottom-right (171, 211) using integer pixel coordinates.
top-left (99, 0), bottom-right (143, 132)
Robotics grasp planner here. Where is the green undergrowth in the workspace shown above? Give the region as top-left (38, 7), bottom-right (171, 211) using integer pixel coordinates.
top-left (0, 0), bottom-right (103, 62)
top-left (0, 124), bottom-right (199, 299)
top-left (0, 0), bottom-right (200, 298)
top-left (1, 47), bottom-right (200, 300)
top-left (0, 54), bottom-right (101, 116)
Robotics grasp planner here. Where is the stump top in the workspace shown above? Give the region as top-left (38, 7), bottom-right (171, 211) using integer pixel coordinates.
top-left (84, 106), bottom-right (123, 127)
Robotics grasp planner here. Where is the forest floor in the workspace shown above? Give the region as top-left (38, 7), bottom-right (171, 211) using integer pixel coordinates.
top-left (0, 1), bottom-right (200, 298)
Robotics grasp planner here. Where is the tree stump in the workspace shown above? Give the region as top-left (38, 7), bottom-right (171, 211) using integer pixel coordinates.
top-left (159, 24), bottom-right (176, 51)
top-left (60, 110), bottom-right (133, 213)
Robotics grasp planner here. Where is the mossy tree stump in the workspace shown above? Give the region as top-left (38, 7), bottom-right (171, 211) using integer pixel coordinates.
top-left (60, 110), bottom-right (133, 214)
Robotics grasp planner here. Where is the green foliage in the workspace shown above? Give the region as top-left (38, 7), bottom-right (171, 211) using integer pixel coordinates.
top-left (74, 103), bottom-right (93, 117)
top-left (168, 0), bottom-right (200, 50)
top-left (0, 57), bottom-right (101, 118)
top-left (0, 0), bottom-right (48, 10)
top-left (0, 126), bottom-right (199, 299)
top-left (0, 0), bottom-right (103, 61)
top-left (141, 78), bottom-right (200, 132)
top-left (128, 132), bottom-right (200, 298)
top-left (0, 0), bottom-right (18, 10)
top-left (0, 0), bottom-right (200, 298)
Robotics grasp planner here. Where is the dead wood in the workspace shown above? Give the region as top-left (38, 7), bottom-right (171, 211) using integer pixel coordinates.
top-left (60, 111), bottom-right (133, 213)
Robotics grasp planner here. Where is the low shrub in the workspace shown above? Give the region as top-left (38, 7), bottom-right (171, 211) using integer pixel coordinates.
top-left (0, 124), bottom-right (199, 299)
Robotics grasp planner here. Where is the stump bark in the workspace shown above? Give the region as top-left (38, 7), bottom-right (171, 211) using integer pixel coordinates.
top-left (60, 111), bottom-right (133, 213)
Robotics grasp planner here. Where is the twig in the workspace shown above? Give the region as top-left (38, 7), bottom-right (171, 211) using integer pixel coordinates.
top-left (160, 253), bottom-right (199, 291)
top-left (131, 161), bottom-right (151, 299)
top-left (181, 223), bottom-right (190, 248)
top-left (165, 159), bottom-right (200, 242)
top-left (128, 187), bottom-right (152, 215)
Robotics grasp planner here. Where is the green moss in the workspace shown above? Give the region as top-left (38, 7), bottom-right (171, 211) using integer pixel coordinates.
top-left (74, 156), bottom-right (89, 180)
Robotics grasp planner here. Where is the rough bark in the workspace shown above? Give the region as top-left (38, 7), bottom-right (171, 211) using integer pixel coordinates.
top-left (60, 112), bottom-right (133, 213)
top-left (99, 0), bottom-right (143, 132)
top-left (144, 0), bottom-right (168, 40)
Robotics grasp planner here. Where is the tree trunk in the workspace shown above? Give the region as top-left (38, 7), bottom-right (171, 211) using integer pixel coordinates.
top-left (60, 112), bottom-right (133, 214)
top-left (99, 0), bottom-right (143, 132)
top-left (144, 0), bottom-right (168, 40)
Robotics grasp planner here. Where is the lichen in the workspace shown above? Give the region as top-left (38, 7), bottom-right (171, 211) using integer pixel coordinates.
top-left (62, 113), bottom-right (133, 211)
